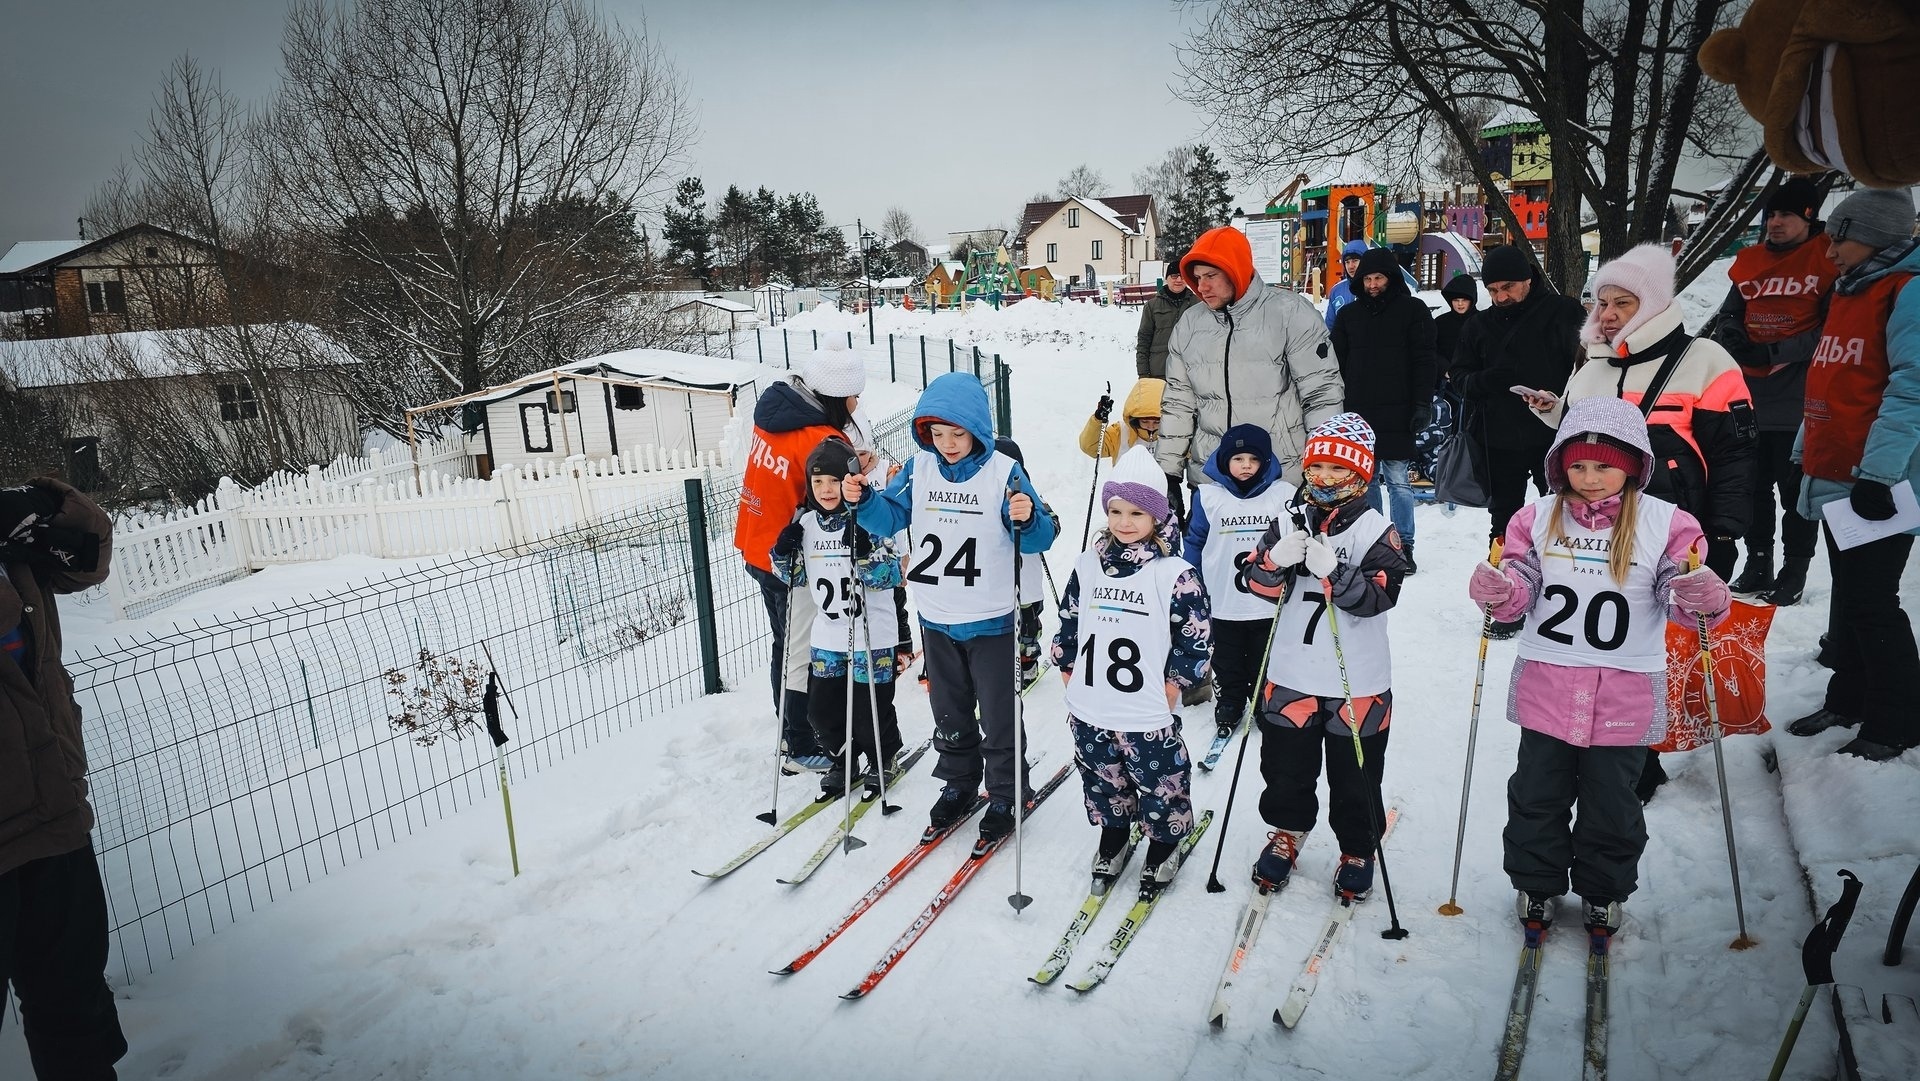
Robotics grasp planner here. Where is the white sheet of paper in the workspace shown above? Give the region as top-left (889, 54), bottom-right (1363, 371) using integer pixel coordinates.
top-left (1822, 479), bottom-right (1920, 550)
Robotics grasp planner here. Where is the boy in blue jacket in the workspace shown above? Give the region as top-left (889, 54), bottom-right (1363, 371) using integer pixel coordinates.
top-left (844, 373), bottom-right (1058, 841)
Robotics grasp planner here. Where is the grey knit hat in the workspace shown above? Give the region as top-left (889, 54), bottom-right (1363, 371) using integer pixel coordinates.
top-left (1828, 187), bottom-right (1916, 251)
top-left (1543, 397), bottom-right (1653, 492)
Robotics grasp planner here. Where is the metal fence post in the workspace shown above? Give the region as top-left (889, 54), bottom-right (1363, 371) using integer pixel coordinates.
top-left (971, 346), bottom-right (981, 378)
top-left (683, 478), bottom-right (723, 695)
top-left (948, 339), bottom-right (956, 373)
top-left (812, 329), bottom-right (818, 350)
top-left (784, 328), bottom-right (791, 369)
top-left (846, 331), bottom-right (853, 349)
top-left (920, 336), bottom-right (928, 388)
top-left (996, 354), bottom-right (1011, 435)
top-left (888, 334), bottom-right (896, 381)
top-left (756, 328), bottom-right (764, 363)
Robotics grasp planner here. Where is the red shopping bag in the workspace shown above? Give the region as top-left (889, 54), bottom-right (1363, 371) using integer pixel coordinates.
top-left (1653, 598), bottom-right (1774, 753)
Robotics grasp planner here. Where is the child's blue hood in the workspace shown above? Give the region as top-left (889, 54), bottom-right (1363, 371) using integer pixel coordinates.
top-left (913, 372), bottom-right (997, 474)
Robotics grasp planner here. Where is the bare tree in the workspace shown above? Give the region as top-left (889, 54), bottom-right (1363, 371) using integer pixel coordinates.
top-left (1179, 0), bottom-right (1743, 294)
top-left (1133, 146), bottom-right (1198, 212)
top-left (880, 206), bottom-right (919, 246)
top-left (1056, 164), bottom-right (1106, 200)
top-left (268, 0), bottom-right (694, 394)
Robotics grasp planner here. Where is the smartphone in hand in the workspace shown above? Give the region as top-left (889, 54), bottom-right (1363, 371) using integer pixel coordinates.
top-left (1510, 385), bottom-right (1558, 411)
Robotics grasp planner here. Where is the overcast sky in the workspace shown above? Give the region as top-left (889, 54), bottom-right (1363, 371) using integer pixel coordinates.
top-left (0, 0), bottom-right (1280, 247)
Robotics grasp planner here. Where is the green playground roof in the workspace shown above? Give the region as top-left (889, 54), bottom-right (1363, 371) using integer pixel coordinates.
top-left (1480, 121), bottom-right (1547, 139)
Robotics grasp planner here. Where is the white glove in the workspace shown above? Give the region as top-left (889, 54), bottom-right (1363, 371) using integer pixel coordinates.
top-left (1303, 534), bottom-right (1339, 579)
top-left (1267, 528), bottom-right (1309, 570)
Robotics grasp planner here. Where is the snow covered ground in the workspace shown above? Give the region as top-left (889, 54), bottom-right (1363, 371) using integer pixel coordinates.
top-left (7, 288), bottom-right (1918, 1081)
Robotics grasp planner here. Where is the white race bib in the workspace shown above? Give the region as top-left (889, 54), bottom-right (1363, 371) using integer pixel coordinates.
top-left (1265, 509), bottom-right (1393, 697)
top-left (1063, 550), bottom-right (1192, 733)
top-left (802, 514), bottom-right (900, 653)
top-left (1198, 480), bottom-right (1295, 621)
top-left (906, 450), bottom-right (1018, 624)
top-left (1516, 497), bottom-right (1674, 674)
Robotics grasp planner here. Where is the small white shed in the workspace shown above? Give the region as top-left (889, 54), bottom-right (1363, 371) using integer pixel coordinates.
top-left (409, 351), bottom-right (765, 475)
top-left (668, 295), bottom-right (760, 335)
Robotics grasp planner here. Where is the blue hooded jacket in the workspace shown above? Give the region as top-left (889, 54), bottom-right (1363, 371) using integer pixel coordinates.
top-left (855, 372), bottom-right (1058, 639)
top-left (1185, 424), bottom-right (1287, 594)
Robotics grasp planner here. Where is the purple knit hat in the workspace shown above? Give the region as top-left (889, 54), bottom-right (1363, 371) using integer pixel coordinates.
top-left (1102, 445), bottom-right (1171, 524)
top-left (1544, 397), bottom-right (1654, 491)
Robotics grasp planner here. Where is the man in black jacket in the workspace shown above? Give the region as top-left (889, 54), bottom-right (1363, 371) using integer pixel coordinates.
top-left (1134, 250), bottom-right (1197, 378)
top-left (1333, 248), bottom-right (1438, 571)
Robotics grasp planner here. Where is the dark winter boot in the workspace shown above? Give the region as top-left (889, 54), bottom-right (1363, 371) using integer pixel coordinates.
top-left (1764, 556), bottom-right (1810, 606)
top-left (1333, 853), bottom-right (1375, 901)
top-left (1582, 898), bottom-right (1623, 954)
top-left (1181, 681), bottom-right (1214, 707)
top-left (978, 798), bottom-right (1016, 844)
top-left (1837, 737), bottom-right (1909, 761)
top-left (927, 784), bottom-right (974, 831)
top-left (1252, 829), bottom-right (1305, 892)
top-left (1214, 698), bottom-right (1245, 741)
top-left (1401, 541), bottom-right (1417, 576)
top-left (1633, 749), bottom-right (1668, 805)
top-left (1139, 838), bottom-right (1184, 895)
top-left (1090, 826), bottom-right (1136, 888)
top-left (1729, 548), bottom-right (1774, 594)
top-left (1786, 708), bottom-right (1860, 738)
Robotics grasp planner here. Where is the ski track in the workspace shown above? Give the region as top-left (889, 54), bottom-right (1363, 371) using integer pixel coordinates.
top-left (4, 294), bottom-right (1911, 1079)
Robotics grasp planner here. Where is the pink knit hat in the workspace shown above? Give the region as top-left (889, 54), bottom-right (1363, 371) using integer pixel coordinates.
top-left (1580, 243), bottom-right (1677, 346)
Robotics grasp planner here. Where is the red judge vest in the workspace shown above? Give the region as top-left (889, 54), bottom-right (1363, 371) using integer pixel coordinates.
top-left (1802, 272), bottom-right (1913, 482)
top-left (1729, 240), bottom-right (1839, 353)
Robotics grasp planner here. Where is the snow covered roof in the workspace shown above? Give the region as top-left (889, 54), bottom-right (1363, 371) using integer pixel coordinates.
top-left (1076, 197), bottom-right (1138, 236)
top-left (0, 240), bottom-right (83, 275)
top-left (0, 324), bottom-right (359, 389)
top-left (453, 350), bottom-right (767, 408)
top-left (669, 296), bottom-right (754, 314)
top-left (875, 276), bottom-right (915, 289)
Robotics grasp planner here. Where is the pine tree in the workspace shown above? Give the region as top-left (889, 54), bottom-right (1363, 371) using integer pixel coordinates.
top-left (663, 177), bottom-right (713, 286)
top-left (1163, 146), bottom-right (1233, 253)
top-left (713, 185), bottom-right (757, 289)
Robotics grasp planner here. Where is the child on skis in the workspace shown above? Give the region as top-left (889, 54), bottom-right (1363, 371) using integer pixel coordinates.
top-left (1184, 424), bottom-right (1296, 743)
top-left (770, 439), bottom-right (907, 794)
top-left (1243, 413), bottom-right (1410, 900)
top-left (1079, 378), bottom-right (1166, 462)
top-left (844, 373), bottom-right (1058, 842)
top-left (1051, 445), bottom-right (1210, 891)
top-left (1465, 396), bottom-right (1730, 939)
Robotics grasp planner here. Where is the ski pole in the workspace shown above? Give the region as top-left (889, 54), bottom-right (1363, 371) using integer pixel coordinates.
top-left (1038, 551), bottom-right (1064, 609)
top-left (1079, 382), bottom-right (1111, 551)
top-left (1008, 504), bottom-right (1032, 913)
top-left (1320, 560), bottom-right (1409, 940)
top-left (480, 641), bottom-right (521, 877)
top-left (1884, 858), bottom-right (1920, 966)
top-left (1440, 538), bottom-right (1503, 916)
top-left (1206, 606), bottom-right (1285, 893)
top-left (1690, 544), bottom-right (1754, 950)
top-left (759, 552), bottom-right (799, 826)
top-left (857, 594), bottom-right (898, 816)
top-left (1767, 869), bottom-right (1863, 1081)
top-left (840, 482), bottom-right (866, 854)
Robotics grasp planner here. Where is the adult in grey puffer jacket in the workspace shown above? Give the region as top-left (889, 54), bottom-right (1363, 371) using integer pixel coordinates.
top-left (1156, 226), bottom-right (1344, 491)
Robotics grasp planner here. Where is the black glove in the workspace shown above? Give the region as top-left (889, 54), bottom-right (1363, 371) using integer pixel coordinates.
top-left (852, 527), bottom-right (874, 559)
top-left (1165, 474), bottom-right (1186, 523)
top-left (0, 483), bottom-right (60, 541)
top-left (1093, 394), bottom-right (1114, 423)
top-left (1850, 479), bottom-right (1897, 522)
top-left (772, 521), bottom-right (805, 561)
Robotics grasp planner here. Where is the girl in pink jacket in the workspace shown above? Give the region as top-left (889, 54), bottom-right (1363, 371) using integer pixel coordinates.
top-left (1466, 396), bottom-right (1730, 945)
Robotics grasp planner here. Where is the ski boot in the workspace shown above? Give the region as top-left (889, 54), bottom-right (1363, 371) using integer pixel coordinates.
top-left (1582, 898), bottom-right (1622, 954)
top-left (1764, 556), bottom-right (1810, 606)
top-left (1517, 890), bottom-right (1556, 947)
top-left (926, 784), bottom-right (973, 835)
top-left (1090, 826), bottom-right (1136, 894)
top-left (1333, 853), bottom-right (1374, 902)
top-left (1838, 737), bottom-right (1910, 761)
top-left (1139, 838), bottom-right (1184, 896)
top-left (1252, 829), bottom-right (1305, 892)
top-left (978, 798), bottom-right (1016, 845)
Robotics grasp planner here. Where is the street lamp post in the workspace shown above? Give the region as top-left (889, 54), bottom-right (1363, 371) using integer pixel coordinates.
top-left (858, 221), bottom-right (879, 345)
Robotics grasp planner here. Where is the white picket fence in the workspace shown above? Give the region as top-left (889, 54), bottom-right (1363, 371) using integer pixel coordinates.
top-left (104, 443), bottom-right (729, 619)
top-left (248, 429), bottom-right (473, 494)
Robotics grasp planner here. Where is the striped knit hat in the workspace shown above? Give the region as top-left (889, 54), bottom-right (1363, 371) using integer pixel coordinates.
top-left (1302, 412), bottom-right (1377, 483)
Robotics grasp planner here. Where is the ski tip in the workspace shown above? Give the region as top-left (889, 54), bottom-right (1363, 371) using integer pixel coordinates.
top-left (839, 989), bottom-right (868, 1001)
top-left (1274, 1008), bottom-right (1302, 1029)
top-left (1208, 1014), bottom-right (1225, 1030)
top-left (770, 966), bottom-right (795, 976)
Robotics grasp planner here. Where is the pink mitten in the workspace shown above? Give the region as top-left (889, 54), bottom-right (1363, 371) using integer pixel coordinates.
top-left (1670, 566), bottom-right (1731, 618)
top-left (1468, 561), bottom-right (1513, 607)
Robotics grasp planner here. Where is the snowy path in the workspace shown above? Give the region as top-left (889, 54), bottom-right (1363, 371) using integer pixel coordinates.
top-left (6, 298), bottom-right (1910, 1079)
